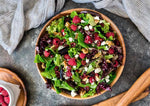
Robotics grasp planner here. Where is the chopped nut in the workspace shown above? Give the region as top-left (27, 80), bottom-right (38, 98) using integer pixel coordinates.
top-left (41, 63), bottom-right (46, 69)
top-left (78, 70), bottom-right (82, 73)
top-left (95, 75), bottom-right (100, 82)
top-left (92, 52), bottom-right (101, 59)
top-left (53, 32), bottom-right (62, 36)
top-left (80, 90), bottom-right (86, 96)
top-left (65, 22), bottom-right (70, 28)
top-left (83, 77), bottom-right (87, 82)
top-left (63, 60), bottom-right (67, 69)
top-left (106, 41), bottom-right (114, 47)
top-left (82, 48), bottom-right (88, 54)
top-left (106, 59), bottom-right (111, 63)
top-left (51, 45), bottom-right (57, 50)
top-left (94, 19), bottom-right (99, 24)
top-left (75, 33), bottom-right (78, 39)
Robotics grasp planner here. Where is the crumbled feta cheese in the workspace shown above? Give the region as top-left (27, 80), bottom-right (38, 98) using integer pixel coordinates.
top-left (63, 74), bottom-right (69, 80)
top-left (86, 59), bottom-right (89, 63)
top-left (69, 37), bottom-right (74, 42)
top-left (75, 54), bottom-right (79, 59)
top-left (86, 79), bottom-right (89, 83)
top-left (106, 75), bottom-right (110, 79)
top-left (95, 68), bottom-right (101, 73)
top-left (105, 75), bottom-right (110, 83)
top-left (58, 46), bottom-right (64, 50)
top-left (101, 41), bottom-right (106, 46)
top-left (81, 20), bottom-right (85, 23)
top-left (99, 20), bottom-right (104, 23)
top-left (92, 43), bottom-right (95, 47)
top-left (73, 66), bottom-right (76, 69)
top-left (95, 76), bottom-right (100, 82)
top-left (78, 25), bottom-right (81, 29)
top-left (105, 79), bottom-right (110, 83)
top-left (89, 48), bottom-right (94, 50)
top-left (84, 67), bottom-right (88, 71)
top-left (84, 26), bottom-right (89, 31)
top-left (91, 82), bottom-right (95, 85)
top-left (94, 40), bottom-right (98, 43)
top-left (71, 90), bottom-right (77, 97)
top-left (94, 16), bottom-right (100, 20)
top-left (89, 25), bottom-right (93, 30)
top-left (105, 46), bottom-right (109, 50)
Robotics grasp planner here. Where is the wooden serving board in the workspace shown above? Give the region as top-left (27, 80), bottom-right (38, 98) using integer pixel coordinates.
top-left (0, 68), bottom-right (27, 106)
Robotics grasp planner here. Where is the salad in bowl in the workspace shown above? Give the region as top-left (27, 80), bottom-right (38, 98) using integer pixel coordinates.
top-left (34, 9), bottom-right (125, 99)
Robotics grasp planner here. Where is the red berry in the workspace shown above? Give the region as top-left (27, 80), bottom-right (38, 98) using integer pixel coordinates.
top-left (89, 77), bottom-right (95, 83)
top-left (64, 54), bottom-right (71, 60)
top-left (2, 102), bottom-right (7, 106)
top-left (108, 48), bottom-right (114, 54)
top-left (44, 50), bottom-right (50, 57)
top-left (61, 29), bottom-right (66, 36)
top-left (97, 41), bottom-right (101, 46)
top-left (84, 35), bottom-right (93, 44)
top-left (53, 38), bottom-right (60, 46)
top-left (70, 24), bottom-right (77, 31)
top-left (105, 32), bottom-right (114, 38)
top-left (71, 42), bottom-right (76, 47)
top-left (0, 95), bottom-right (4, 103)
top-left (67, 66), bottom-right (72, 71)
top-left (79, 53), bottom-right (85, 59)
top-left (68, 58), bottom-right (77, 66)
top-left (73, 16), bottom-right (81, 24)
top-left (114, 60), bottom-right (119, 67)
top-left (66, 70), bottom-right (72, 77)
top-left (4, 96), bottom-right (9, 104)
top-left (81, 60), bottom-right (86, 65)
top-left (1, 90), bottom-right (8, 97)
top-left (0, 87), bottom-right (3, 92)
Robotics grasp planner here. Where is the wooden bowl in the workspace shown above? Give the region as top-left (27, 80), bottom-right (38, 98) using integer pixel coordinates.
top-left (35, 8), bottom-right (126, 99)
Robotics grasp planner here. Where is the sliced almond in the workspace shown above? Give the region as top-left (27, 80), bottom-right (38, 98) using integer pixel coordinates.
top-left (65, 22), bottom-right (70, 28)
top-left (82, 48), bottom-right (88, 54)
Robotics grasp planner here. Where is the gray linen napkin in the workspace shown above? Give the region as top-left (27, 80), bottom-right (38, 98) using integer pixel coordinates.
top-left (0, 0), bottom-right (149, 54)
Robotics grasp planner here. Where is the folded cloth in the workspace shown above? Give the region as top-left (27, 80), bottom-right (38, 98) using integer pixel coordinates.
top-left (0, 80), bottom-right (20, 106)
top-left (0, 0), bottom-right (149, 54)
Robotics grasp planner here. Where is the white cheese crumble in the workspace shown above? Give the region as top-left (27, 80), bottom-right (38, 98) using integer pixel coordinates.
top-left (63, 74), bottom-right (69, 80)
top-left (86, 59), bottom-right (89, 63)
top-left (94, 16), bottom-right (100, 20)
top-left (91, 82), bottom-right (95, 85)
top-left (101, 41), bottom-right (106, 46)
top-left (105, 75), bottom-right (110, 83)
top-left (92, 43), bottom-right (95, 47)
top-left (71, 90), bottom-right (77, 97)
top-left (94, 40), bottom-right (98, 43)
top-left (69, 37), bottom-right (74, 42)
top-left (73, 66), bottom-right (76, 69)
top-left (89, 25), bottom-right (93, 30)
top-left (81, 20), bottom-right (85, 23)
top-left (58, 46), bottom-right (64, 50)
top-left (78, 26), bottom-right (81, 29)
top-left (75, 54), bottom-right (79, 59)
top-left (84, 67), bottom-right (88, 71)
top-left (86, 79), bottom-right (89, 83)
top-left (99, 20), bottom-right (104, 23)
top-left (95, 68), bottom-right (101, 73)
top-left (95, 76), bottom-right (100, 82)
top-left (84, 26), bottom-right (89, 31)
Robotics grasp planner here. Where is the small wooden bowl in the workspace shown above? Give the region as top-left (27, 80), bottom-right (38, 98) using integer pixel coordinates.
top-left (0, 68), bottom-right (27, 105)
top-left (35, 8), bottom-right (126, 99)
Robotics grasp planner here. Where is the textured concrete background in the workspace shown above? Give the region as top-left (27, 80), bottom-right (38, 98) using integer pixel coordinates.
top-left (0, 1), bottom-right (150, 106)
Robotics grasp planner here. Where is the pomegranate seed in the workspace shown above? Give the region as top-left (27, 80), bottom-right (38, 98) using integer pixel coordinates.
top-left (67, 66), bottom-right (72, 71)
top-left (71, 24), bottom-right (77, 31)
top-left (66, 70), bottom-right (72, 77)
top-left (114, 60), bottom-right (119, 67)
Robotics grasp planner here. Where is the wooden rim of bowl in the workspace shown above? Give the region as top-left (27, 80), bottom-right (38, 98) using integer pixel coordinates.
top-left (0, 68), bottom-right (27, 105)
top-left (35, 8), bottom-right (126, 100)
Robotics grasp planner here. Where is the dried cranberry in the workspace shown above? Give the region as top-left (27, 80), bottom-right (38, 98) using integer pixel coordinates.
top-left (54, 66), bottom-right (59, 71)
top-left (108, 47), bottom-right (114, 54)
top-left (68, 58), bottom-right (77, 66)
top-left (67, 66), bottom-right (71, 71)
top-left (97, 41), bottom-right (101, 46)
top-left (81, 60), bottom-right (86, 65)
top-left (84, 35), bottom-right (93, 44)
top-left (64, 54), bottom-right (71, 60)
top-left (71, 42), bottom-right (76, 47)
top-left (114, 60), bottom-right (119, 67)
top-left (66, 70), bottom-right (72, 77)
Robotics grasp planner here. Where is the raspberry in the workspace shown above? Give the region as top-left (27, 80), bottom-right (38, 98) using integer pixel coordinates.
top-left (108, 48), bottom-right (114, 54)
top-left (1, 90), bottom-right (8, 97)
top-left (0, 95), bottom-right (4, 103)
top-left (64, 54), bottom-right (71, 60)
top-left (61, 29), bottom-right (66, 36)
top-left (105, 32), bottom-right (114, 38)
top-left (0, 87), bottom-right (3, 92)
top-left (114, 60), bottom-right (119, 67)
top-left (4, 96), bottom-right (9, 104)
top-left (89, 77), bottom-right (95, 83)
top-left (53, 38), bottom-right (60, 46)
top-left (84, 35), bottom-right (93, 44)
top-left (73, 16), bottom-right (81, 24)
top-left (68, 58), bottom-right (77, 66)
top-left (44, 50), bottom-right (50, 57)
top-left (66, 70), bottom-right (72, 77)
top-left (2, 102), bottom-right (7, 106)
top-left (81, 60), bottom-right (86, 65)
top-left (79, 53), bottom-right (85, 59)
top-left (70, 24), bottom-right (77, 31)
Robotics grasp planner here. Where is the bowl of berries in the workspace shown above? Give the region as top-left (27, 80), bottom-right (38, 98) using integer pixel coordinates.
top-left (0, 85), bottom-right (13, 106)
top-left (34, 8), bottom-right (126, 99)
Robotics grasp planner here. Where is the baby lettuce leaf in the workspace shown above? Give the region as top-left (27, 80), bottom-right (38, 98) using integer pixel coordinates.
top-left (78, 32), bottom-right (89, 48)
top-left (34, 54), bottom-right (46, 63)
top-left (59, 81), bottom-right (75, 91)
top-left (107, 72), bottom-right (116, 85)
top-left (70, 11), bottom-right (78, 18)
top-left (81, 89), bottom-right (96, 98)
top-left (72, 72), bottom-right (81, 83)
top-left (86, 61), bottom-right (96, 74)
top-left (54, 54), bottom-right (61, 66)
top-left (100, 20), bottom-right (110, 33)
top-left (86, 13), bottom-right (96, 26)
top-left (97, 45), bottom-right (109, 50)
top-left (105, 54), bottom-right (113, 60)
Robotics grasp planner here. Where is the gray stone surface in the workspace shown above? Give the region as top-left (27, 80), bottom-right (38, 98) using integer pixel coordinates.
top-left (0, 0), bottom-right (150, 106)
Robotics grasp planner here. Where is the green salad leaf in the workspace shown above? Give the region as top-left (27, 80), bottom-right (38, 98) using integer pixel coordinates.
top-left (59, 81), bottom-right (75, 91)
top-left (70, 11), bottom-right (78, 18)
top-left (107, 72), bottom-right (116, 85)
top-left (105, 54), bottom-right (113, 60)
top-left (78, 32), bottom-right (89, 48)
top-left (87, 61), bottom-right (96, 74)
top-left (72, 72), bottom-right (81, 83)
top-left (54, 54), bottom-right (61, 66)
top-left (81, 89), bottom-right (96, 98)
top-left (34, 54), bottom-right (46, 63)
top-left (97, 45), bottom-right (109, 50)
top-left (100, 20), bottom-right (110, 33)
top-left (86, 13), bottom-right (96, 26)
